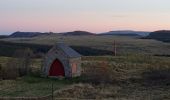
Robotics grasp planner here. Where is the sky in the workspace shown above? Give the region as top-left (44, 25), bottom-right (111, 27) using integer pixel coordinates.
top-left (0, 0), bottom-right (170, 34)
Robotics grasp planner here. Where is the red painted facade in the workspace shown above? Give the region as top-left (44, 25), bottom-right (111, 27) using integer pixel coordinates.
top-left (49, 59), bottom-right (65, 76)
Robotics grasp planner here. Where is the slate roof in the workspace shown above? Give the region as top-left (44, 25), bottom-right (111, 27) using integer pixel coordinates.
top-left (56, 43), bottom-right (81, 58)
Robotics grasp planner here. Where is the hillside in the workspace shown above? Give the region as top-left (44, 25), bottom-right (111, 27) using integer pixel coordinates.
top-left (145, 30), bottom-right (170, 42)
top-left (0, 40), bottom-right (114, 57)
top-left (8, 31), bottom-right (95, 38)
top-left (7, 30), bottom-right (150, 38)
top-left (1, 34), bottom-right (170, 56)
top-left (0, 35), bottom-right (8, 39)
top-left (63, 31), bottom-right (95, 36)
top-left (9, 32), bottom-right (53, 38)
top-left (100, 30), bottom-right (150, 37)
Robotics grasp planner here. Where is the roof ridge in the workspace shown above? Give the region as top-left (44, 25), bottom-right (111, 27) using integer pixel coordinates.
top-left (56, 43), bottom-right (81, 58)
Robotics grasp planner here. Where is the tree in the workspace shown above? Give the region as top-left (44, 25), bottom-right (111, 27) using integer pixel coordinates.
top-left (13, 48), bottom-right (33, 76)
top-left (1, 48), bottom-right (34, 80)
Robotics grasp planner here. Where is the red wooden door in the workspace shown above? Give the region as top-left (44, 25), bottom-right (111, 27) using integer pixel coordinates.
top-left (49, 59), bottom-right (65, 76)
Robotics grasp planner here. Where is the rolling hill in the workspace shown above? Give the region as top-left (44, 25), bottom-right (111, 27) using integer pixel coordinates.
top-left (145, 30), bottom-right (170, 42)
top-left (8, 31), bottom-right (95, 38)
top-left (7, 30), bottom-right (150, 38)
top-left (100, 30), bottom-right (150, 37)
top-left (62, 31), bottom-right (95, 36)
top-left (0, 35), bottom-right (8, 39)
top-left (9, 32), bottom-right (54, 38)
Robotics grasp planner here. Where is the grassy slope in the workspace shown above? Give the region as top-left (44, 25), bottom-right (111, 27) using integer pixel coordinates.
top-left (1, 35), bottom-right (170, 55)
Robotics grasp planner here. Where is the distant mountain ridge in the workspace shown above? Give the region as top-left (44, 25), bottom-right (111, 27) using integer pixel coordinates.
top-left (9, 32), bottom-right (53, 38)
top-left (100, 30), bottom-right (150, 36)
top-left (9, 31), bottom-right (94, 38)
top-left (145, 30), bottom-right (170, 42)
top-left (6, 30), bottom-right (151, 38)
top-left (62, 31), bottom-right (94, 36)
top-left (0, 35), bottom-right (8, 39)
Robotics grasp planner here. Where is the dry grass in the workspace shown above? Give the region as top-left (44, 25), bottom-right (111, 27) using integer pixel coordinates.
top-left (1, 35), bottom-right (170, 55)
top-left (1, 55), bottom-right (170, 99)
top-left (54, 55), bottom-right (170, 100)
top-left (1, 35), bottom-right (170, 99)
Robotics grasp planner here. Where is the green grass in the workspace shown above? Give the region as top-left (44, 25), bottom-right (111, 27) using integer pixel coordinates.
top-left (0, 57), bottom-right (63, 97)
top-left (0, 57), bottom-right (11, 66)
top-left (0, 56), bottom-right (81, 97)
top-left (0, 75), bottom-right (73, 97)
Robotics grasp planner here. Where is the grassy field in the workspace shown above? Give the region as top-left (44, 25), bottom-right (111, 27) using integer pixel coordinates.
top-left (0, 57), bottom-right (77, 97)
top-left (1, 55), bottom-right (170, 99)
top-left (1, 35), bottom-right (170, 55)
top-left (56, 55), bottom-right (170, 99)
top-left (0, 35), bottom-right (170, 99)
top-left (0, 76), bottom-right (72, 97)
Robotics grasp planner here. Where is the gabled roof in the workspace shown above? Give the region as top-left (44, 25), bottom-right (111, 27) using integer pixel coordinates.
top-left (56, 43), bottom-right (81, 58)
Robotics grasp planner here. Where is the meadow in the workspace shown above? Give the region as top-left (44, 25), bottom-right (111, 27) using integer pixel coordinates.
top-left (0, 35), bottom-right (170, 99)
top-left (0, 55), bottom-right (170, 99)
top-left (1, 35), bottom-right (170, 56)
top-left (0, 57), bottom-right (74, 97)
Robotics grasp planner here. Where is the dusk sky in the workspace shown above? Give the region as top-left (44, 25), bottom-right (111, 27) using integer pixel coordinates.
top-left (0, 0), bottom-right (170, 34)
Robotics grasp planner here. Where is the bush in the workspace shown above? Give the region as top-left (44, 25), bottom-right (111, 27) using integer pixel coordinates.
top-left (1, 48), bottom-right (34, 80)
top-left (13, 48), bottom-right (33, 76)
top-left (2, 58), bottom-right (19, 80)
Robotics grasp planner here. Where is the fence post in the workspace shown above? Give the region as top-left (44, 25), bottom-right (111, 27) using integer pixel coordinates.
top-left (52, 83), bottom-right (54, 100)
top-left (113, 40), bottom-right (117, 56)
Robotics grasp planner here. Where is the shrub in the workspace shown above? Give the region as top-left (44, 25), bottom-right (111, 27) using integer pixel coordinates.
top-left (1, 48), bottom-right (34, 80)
top-left (13, 48), bottom-right (33, 76)
top-left (2, 58), bottom-right (19, 80)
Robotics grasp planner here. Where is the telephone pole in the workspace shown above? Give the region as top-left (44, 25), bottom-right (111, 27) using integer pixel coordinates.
top-left (113, 40), bottom-right (117, 56)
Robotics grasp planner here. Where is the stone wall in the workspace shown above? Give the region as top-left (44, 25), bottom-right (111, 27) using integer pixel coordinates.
top-left (42, 46), bottom-right (71, 77)
top-left (69, 57), bottom-right (82, 77)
